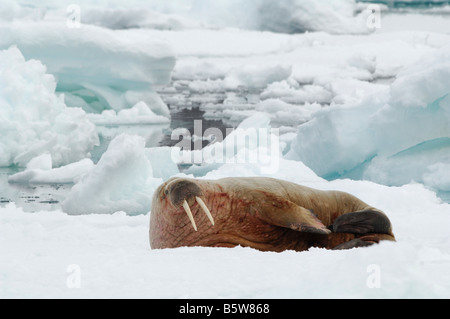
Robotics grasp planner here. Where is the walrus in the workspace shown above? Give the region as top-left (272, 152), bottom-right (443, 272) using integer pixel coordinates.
top-left (150, 177), bottom-right (395, 252)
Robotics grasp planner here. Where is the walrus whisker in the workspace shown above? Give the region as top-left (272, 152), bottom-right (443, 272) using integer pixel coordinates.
top-left (182, 200), bottom-right (197, 232)
top-left (196, 196), bottom-right (215, 226)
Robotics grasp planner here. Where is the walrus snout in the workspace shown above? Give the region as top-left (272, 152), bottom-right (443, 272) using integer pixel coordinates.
top-left (167, 180), bottom-right (203, 207)
top-left (164, 179), bottom-right (215, 232)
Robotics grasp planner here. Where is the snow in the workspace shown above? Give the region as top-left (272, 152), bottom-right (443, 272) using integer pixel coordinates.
top-left (2, 173), bottom-right (450, 298)
top-left (2, 0), bottom-right (450, 299)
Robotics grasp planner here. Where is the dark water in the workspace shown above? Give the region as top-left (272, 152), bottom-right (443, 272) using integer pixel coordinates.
top-left (0, 167), bottom-right (72, 211)
top-left (159, 106), bottom-right (232, 148)
top-left (0, 75), bottom-right (254, 211)
top-left (361, 1), bottom-right (450, 8)
top-left (0, 104), bottom-right (233, 212)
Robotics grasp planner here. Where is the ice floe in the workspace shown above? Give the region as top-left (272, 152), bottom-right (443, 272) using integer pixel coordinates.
top-left (0, 47), bottom-right (98, 168)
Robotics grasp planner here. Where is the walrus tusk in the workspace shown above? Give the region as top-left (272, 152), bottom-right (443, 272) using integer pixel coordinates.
top-left (196, 196), bottom-right (215, 226)
top-left (182, 200), bottom-right (197, 231)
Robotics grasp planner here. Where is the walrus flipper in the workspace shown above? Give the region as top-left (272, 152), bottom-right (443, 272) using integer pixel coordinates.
top-left (329, 210), bottom-right (396, 249)
top-left (255, 197), bottom-right (331, 235)
top-left (332, 210), bottom-right (393, 236)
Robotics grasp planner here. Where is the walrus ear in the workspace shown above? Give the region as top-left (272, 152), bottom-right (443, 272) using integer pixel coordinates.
top-left (256, 199), bottom-right (331, 235)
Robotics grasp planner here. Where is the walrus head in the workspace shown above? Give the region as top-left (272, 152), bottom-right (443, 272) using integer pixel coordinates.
top-left (160, 178), bottom-right (214, 231)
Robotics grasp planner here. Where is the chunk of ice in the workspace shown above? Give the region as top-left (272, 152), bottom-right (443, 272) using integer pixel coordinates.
top-left (287, 46), bottom-right (450, 194)
top-left (62, 134), bottom-right (162, 215)
top-left (0, 21), bottom-right (175, 117)
top-left (0, 47), bottom-right (99, 168)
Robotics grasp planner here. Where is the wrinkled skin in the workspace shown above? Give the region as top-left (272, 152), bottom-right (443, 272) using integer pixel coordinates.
top-left (150, 177), bottom-right (395, 252)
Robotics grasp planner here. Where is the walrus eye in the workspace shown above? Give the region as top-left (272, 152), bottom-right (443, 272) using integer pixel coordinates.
top-left (164, 189), bottom-right (169, 195)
